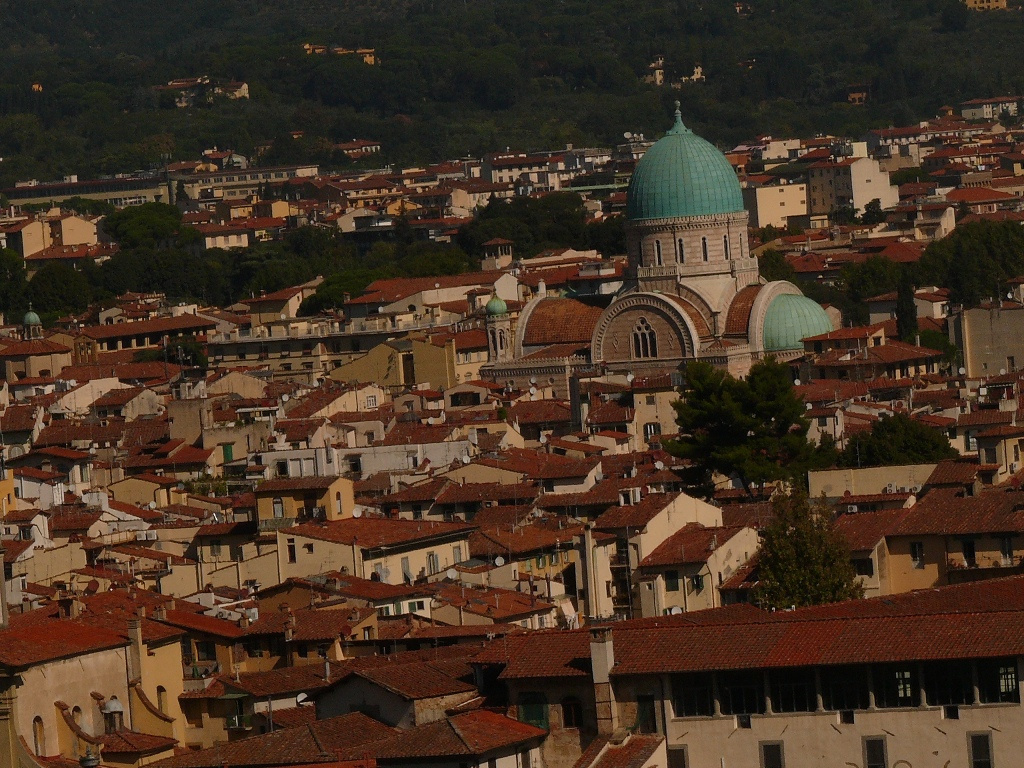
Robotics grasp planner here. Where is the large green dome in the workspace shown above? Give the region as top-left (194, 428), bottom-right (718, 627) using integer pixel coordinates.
top-left (485, 295), bottom-right (508, 316)
top-left (762, 293), bottom-right (833, 351)
top-left (627, 105), bottom-right (744, 221)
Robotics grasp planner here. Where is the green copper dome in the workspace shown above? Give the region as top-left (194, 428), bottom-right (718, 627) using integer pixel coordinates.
top-left (485, 295), bottom-right (508, 316)
top-left (23, 309), bottom-right (40, 326)
top-left (627, 104), bottom-right (744, 221)
top-left (762, 293), bottom-right (833, 351)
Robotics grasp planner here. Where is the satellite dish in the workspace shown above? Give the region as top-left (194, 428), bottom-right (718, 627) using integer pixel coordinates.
top-left (352, 508), bottom-right (362, 518)
top-left (380, 566), bottom-right (391, 581)
top-left (426, 416), bottom-right (435, 425)
top-left (148, 502), bottom-right (157, 510)
top-left (446, 568), bottom-right (458, 580)
top-left (529, 386), bottom-right (537, 395)
top-left (296, 693), bottom-right (309, 705)
top-left (462, 455), bottom-right (471, 464)
top-left (959, 367), bottom-right (966, 375)
top-left (539, 435), bottom-right (548, 444)
top-left (669, 606), bottom-right (683, 615)
top-left (530, 377), bottom-right (537, 385)
top-left (281, 393), bottom-right (289, 402)
top-left (623, 131), bottom-right (633, 140)
top-left (805, 402), bottom-right (812, 410)
top-left (494, 556), bottom-right (505, 567)
top-left (793, 379), bottom-right (801, 386)
top-left (655, 460), bottom-right (665, 470)
top-left (280, 314), bottom-right (286, 321)
top-left (1008, 292), bottom-right (1014, 299)
top-left (1001, 368), bottom-right (1007, 375)
top-left (626, 373), bottom-right (635, 383)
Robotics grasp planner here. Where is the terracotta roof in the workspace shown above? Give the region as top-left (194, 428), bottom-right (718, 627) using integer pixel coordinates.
top-left (724, 284), bottom-right (763, 336)
top-left (663, 295), bottom-right (712, 338)
top-left (926, 458), bottom-right (981, 487)
top-left (99, 730), bottom-right (177, 754)
top-left (595, 493), bottom-right (681, 530)
top-left (352, 658), bottom-right (476, 699)
top-left (834, 508), bottom-right (913, 550)
top-left (521, 297), bottom-right (607, 347)
top-left (436, 482), bottom-right (539, 506)
top-left (288, 517), bottom-right (473, 549)
top-left (78, 314), bottom-right (217, 341)
top-left (148, 713), bottom-right (393, 768)
top-left (640, 524), bottom-right (748, 567)
top-left (155, 609), bottom-right (245, 639)
top-left (0, 617), bottom-right (127, 668)
top-left (257, 475), bottom-right (341, 493)
top-left (573, 735), bottom-right (664, 768)
top-left (508, 399), bottom-right (572, 425)
top-left (342, 710), bottom-right (545, 760)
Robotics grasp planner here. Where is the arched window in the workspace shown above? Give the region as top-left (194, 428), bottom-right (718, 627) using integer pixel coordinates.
top-left (701, 237), bottom-right (709, 262)
top-left (498, 329), bottom-right (507, 352)
top-left (32, 716), bottom-right (45, 757)
top-left (489, 328), bottom-right (498, 354)
top-left (677, 238), bottom-right (685, 263)
top-left (157, 686), bottom-right (168, 714)
top-left (723, 234), bottom-right (730, 259)
top-left (654, 239), bottom-right (663, 266)
top-left (632, 317), bottom-right (658, 359)
top-left (561, 697), bottom-right (583, 729)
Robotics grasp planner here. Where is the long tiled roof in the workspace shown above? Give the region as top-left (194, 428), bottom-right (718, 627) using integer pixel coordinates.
top-left (521, 297), bottom-right (607, 347)
top-left (288, 518), bottom-right (474, 548)
top-left (640, 524), bottom-right (748, 567)
top-left (475, 576), bottom-right (1024, 678)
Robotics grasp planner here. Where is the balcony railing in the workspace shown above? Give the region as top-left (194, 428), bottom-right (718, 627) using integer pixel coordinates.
top-left (226, 714), bottom-right (253, 730)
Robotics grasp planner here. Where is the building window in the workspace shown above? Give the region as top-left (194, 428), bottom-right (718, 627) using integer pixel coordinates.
top-left (677, 238), bottom-right (685, 263)
top-left (672, 673), bottom-right (714, 717)
top-left (561, 697), bottom-right (582, 729)
top-left (876, 665), bottom-right (917, 708)
top-left (273, 497), bottom-right (284, 518)
top-left (195, 641), bottom-right (216, 661)
top-left (644, 422), bottom-right (662, 441)
top-left (852, 558), bottom-right (874, 577)
top-left (668, 747), bottom-right (689, 768)
top-left (769, 668), bottom-right (816, 713)
top-left (691, 573), bottom-right (704, 592)
top-left (962, 538), bottom-right (977, 567)
top-left (635, 695), bottom-right (658, 734)
top-left (910, 541), bottom-right (925, 569)
top-left (665, 570), bottom-right (680, 592)
top-left (366, 395), bottom-right (378, 408)
top-left (863, 738), bottom-right (886, 768)
top-left (760, 741), bottom-right (784, 768)
top-left (632, 317), bottom-right (658, 359)
top-left (701, 237), bottom-right (709, 262)
top-left (427, 552), bottom-right (440, 575)
top-left (210, 539), bottom-right (222, 558)
top-left (969, 732), bottom-right (993, 768)
top-left (924, 661), bottom-right (973, 706)
top-left (821, 665), bottom-right (869, 711)
top-left (719, 670), bottom-right (765, 715)
top-left (723, 234), bottom-right (730, 259)
top-left (156, 686), bottom-right (168, 714)
top-left (32, 717), bottom-right (45, 756)
top-left (518, 693), bottom-right (548, 729)
top-left (655, 239), bottom-right (663, 266)
top-left (978, 658), bottom-right (1020, 703)
top-left (287, 538), bottom-right (297, 563)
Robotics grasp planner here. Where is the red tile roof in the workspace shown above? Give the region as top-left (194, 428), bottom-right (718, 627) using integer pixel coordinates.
top-left (288, 517), bottom-right (473, 549)
top-left (573, 734), bottom-right (664, 768)
top-left (521, 297), bottom-right (607, 347)
top-left (640, 524), bottom-right (748, 567)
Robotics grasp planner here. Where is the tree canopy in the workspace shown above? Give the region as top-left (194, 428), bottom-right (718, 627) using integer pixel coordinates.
top-left (754, 490), bottom-right (864, 610)
top-left (667, 357), bottom-right (834, 497)
top-left (916, 221), bottom-right (1024, 307)
top-left (838, 412), bottom-right (958, 468)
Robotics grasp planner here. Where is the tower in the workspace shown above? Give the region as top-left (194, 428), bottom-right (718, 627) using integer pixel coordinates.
top-left (22, 306), bottom-right (42, 341)
top-left (484, 295), bottom-right (513, 363)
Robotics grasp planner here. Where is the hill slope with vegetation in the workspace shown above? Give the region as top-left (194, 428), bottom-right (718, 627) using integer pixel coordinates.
top-left (0, 0), bottom-right (1022, 186)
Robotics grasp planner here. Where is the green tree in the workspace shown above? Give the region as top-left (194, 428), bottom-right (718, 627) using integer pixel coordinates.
top-left (103, 202), bottom-right (183, 249)
top-left (754, 489), bottom-right (864, 610)
top-left (839, 413), bottom-right (957, 468)
top-left (895, 274), bottom-right (918, 341)
top-left (861, 198), bottom-right (886, 225)
top-left (25, 262), bottom-right (92, 315)
top-left (916, 220), bottom-right (1024, 306)
top-left (757, 249), bottom-right (796, 282)
top-left (668, 358), bottom-right (827, 497)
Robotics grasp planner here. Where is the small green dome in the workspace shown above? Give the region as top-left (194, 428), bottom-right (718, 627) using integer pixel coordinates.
top-left (762, 293), bottom-right (833, 351)
top-left (626, 104), bottom-right (744, 221)
top-left (23, 309), bottom-right (41, 326)
top-left (485, 295), bottom-right (508, 316)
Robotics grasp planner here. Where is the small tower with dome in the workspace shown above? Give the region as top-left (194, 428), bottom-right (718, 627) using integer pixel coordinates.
top-left (22, 305), bottom-right (43, 341)
top-left (484, 294), bottom-right (513, 363)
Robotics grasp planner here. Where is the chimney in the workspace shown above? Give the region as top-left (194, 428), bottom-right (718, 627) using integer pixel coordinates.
top-left (127, 618), bottom-right (144, 682)
top-left (590, 626), bottom-right (618, 735)
top-left (537, 279), bottom-right (547, 298)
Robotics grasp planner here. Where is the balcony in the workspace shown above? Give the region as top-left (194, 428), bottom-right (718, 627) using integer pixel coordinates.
top-left (226, 714), bottom-right (253, 730)
top-left (258, 516), bottom-right (297, 532)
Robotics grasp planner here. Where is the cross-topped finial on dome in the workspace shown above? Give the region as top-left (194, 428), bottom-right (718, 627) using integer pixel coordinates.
top-left (667, 100), bottom-right (691, 135)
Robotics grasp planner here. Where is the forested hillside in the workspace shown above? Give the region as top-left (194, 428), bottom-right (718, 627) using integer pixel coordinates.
top-left (1, 0), bottom-right (1022, 185)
